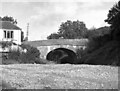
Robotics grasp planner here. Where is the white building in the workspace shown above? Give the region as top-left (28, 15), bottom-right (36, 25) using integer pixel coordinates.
top-left (0, 21), bottom-right (22, 45)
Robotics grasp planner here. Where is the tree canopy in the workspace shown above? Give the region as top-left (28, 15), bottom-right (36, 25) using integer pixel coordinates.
top-left (0, 16), bottom-right (17, 24)
top-left (47, 20), bottom-right (88, 39)
top-left (47, 20), bottom-right (110, 39)
top-left (105, 1), bottom-right (120, 40)
top-left (47, 33), bottom-right (60, 39)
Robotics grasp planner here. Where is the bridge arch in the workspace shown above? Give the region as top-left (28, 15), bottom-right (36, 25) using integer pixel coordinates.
top-left (46, 48), bottom-right (77, 64)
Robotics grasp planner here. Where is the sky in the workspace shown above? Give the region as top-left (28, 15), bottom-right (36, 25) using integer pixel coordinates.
top-left (0, 0), bottom-right (119, 41)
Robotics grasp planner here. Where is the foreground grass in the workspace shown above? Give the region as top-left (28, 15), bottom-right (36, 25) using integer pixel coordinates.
top-left (0, 64), bottom-right (118, 89)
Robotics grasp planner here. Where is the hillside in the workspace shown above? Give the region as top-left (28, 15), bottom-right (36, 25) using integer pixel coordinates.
top-left (0, 64), bottom-right (118, 89)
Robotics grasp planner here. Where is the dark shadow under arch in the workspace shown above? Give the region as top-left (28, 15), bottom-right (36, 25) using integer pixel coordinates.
top-left (46, 48), bottom-right (77, 64)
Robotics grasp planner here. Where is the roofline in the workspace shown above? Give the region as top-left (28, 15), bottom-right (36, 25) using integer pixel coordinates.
top-left (0, 21), bottom-right (22, 30)
top-left (0, 28), bottom-right (22, 30)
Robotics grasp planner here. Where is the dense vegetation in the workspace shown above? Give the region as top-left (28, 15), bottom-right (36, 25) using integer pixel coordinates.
top-left (47, 20), bottom-right (110, 39)
top-left (76, 1), bottom-right (120, 66)
top-left (47, 20), bottom-right (88, 39)
top-left (1, 42), bottom-right (57, 64)
top-left (2, 44), bottom-right (39, 64)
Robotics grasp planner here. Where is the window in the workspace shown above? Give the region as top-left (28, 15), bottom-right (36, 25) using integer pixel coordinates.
top-left (11, 31), bottom-right (13, 38)
top-left (4, 30), bottom-right (14, 39)
top-left (7, 31), bottom-right (10, 38)
top-left (4, 31), bottom-right (6, 38)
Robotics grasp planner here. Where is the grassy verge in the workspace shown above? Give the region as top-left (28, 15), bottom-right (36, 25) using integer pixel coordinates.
top-left (0, 64), bottom-right (118, 89)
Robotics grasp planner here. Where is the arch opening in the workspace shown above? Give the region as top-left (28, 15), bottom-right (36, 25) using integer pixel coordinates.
top-left (46, 48), bottom-right (77, 64)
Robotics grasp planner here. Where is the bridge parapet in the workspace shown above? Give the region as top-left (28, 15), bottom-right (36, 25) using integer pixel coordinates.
top-left (23, 39), bottom-right (88, 59)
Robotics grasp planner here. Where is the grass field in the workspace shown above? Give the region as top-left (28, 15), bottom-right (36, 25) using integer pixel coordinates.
top-left (0, 64), bottom-right (118, 89)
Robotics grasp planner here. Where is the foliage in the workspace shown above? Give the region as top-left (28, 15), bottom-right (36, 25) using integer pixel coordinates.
top-left (105, 1), bottom-right (120, 25)
top-left (75, 48), bottom-right (86, 64)
top-left (8, 50), bottom-right (21, 61)
top-left (95, 26), bottom-right (110, 36)
top-left (85, 26), bottom-right (110, 38)
top-left (105, 1), bottom-right (120, 40)
top-left (76, 26), bottom-right (111, 59)
top-left (80, 41), bottom-right (120, 66)
top-left (47, 19), bottom-right (110, 39)
top-left (76, 1), bottom-right (120, 66)
top-left (86, 34), bottom-right (111, 53)
top-left (0, 41), bottom-right (12, 49)
top-left (2, 44), bottom-right (41, 64)
top-left (76, 34), bottom-right (112, 64)
top-left (47, 20), bottom-right (88, 39)
top-left (2, 44), bottom-right (57, 64)
top-left (0, 16), bottom-right (17, 24)
top-left (47, 33), bottom-right (60, 39)
top-left (21, 47), bottom-right (40, 63)
top-left (20, 44), bottom-right (41, 63)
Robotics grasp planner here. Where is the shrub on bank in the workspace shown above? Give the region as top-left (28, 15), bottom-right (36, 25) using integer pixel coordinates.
top-left (2, 44), bottom-right (57, 64)
top-left (76, 31), bottom-right (120, 66)
top-left (2, 44), bottom-right (41, 64)
top-left (81, 41), bottom-right (120, 66)
top-left (20, 44), bottom-right (40, 63)
top-left (76, 35), bottom-right (120, 66)
top-left (75, 48), bottom-right (86, 64)
top-left (8, 50), bottom-right (20, 61)
top-left (86, 34), bottom-right (111, 54)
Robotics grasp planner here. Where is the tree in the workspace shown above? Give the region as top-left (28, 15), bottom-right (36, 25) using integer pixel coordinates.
top-left (95, 26), bottom-right (110, 36)
top-left (58, 20), bottom-right (88, 39)
top-left (105, 1), bottom-right (120, 40)
top-left (47, 20), bottom-right (88, 39)
top-left (0, 16), bottom-right (17, 24)
top-left (47, 33), bottom-right (60, 39)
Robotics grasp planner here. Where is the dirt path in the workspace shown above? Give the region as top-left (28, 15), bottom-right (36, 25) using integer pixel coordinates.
top-left (0, 64), bottom-right (119, 89)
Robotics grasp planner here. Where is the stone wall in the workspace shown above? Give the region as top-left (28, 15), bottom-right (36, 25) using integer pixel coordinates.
top-left (37, 45), bottom-right (86, 59)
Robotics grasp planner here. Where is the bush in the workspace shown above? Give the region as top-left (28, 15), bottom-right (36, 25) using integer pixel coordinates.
top-left (75, 48), bottom-right (86, 64)
top-left (76, 34), bottom-right (113, 65)
top-left (8, 50), bottom-right (20, 61)
top-left (3, 44), bottom-right (41, 64)
top-left (2, 59), bottom-right (20, 65)
top-left (2, 51), bottom-right (21, 64)
top-left (20, 45), bottom-right (40, 63)
top-left (81, 41), bottom-right (120, 66)
top-left (85, 34), bottom-right (111, 54)
top-left (2, 44), bottom-right (56, 64)
top-left (0, 41), bottom-right (12, 49)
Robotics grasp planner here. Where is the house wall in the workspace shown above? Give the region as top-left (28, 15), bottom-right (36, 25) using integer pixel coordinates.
top-left (0, 29), bottom-right (3, 41)
top-left (1, 29), bottom-right (22, 45)
top-left (13, 30), bottom-right (21, 45)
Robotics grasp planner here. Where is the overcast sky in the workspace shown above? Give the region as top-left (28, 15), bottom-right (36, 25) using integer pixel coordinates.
top-left (0, 0), bottom-right (119, 41)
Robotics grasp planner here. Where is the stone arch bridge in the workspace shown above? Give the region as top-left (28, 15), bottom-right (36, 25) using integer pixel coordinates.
top-left (23, 39), bottom-right (88, 63)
